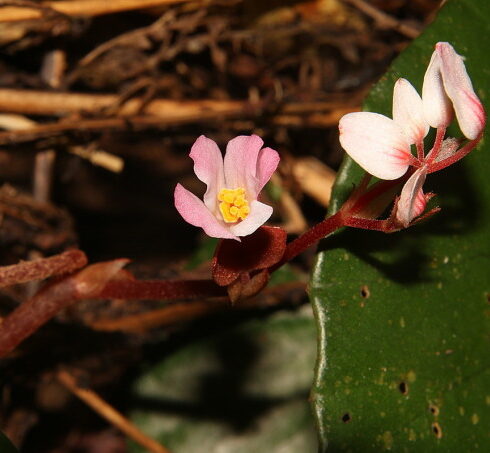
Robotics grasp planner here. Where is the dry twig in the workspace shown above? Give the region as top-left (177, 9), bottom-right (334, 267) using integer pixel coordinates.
top-left (0, 0), bottom-right (192, 22)
top-left (57, 370), bottom-right (171, 453)
top-left (291, 157), bottom-right (337, 207)
top-left (343, 0), bottom-right (422, 39)
top-left (0, 88), bottom-right (245, 117)
top-left (0, 88), bottom-right (361, 143)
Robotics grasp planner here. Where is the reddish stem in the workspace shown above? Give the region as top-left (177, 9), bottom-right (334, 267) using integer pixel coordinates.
top-left (0, 260), bottom-right (126, 358)
top-left (407, 153), bottom-right (422, 168)
top-left (416, 140), bottom-right (425, 161)
top-left (425, 127), bottom-right (446, 166)
top-left (428, 134), bottom-right (482, 173)
top-left (342, 216), bottom-right (392, 232)
top-left (348, 178), bottom-right (404, 216)
top-left (271, 211), bottom-right (345, 270)
top-left (0, 276), bottom-right (80, 357)
top-left (0, 250), bottom-right (87, 288)
top-left (97, 279), bottom-right (226, 300)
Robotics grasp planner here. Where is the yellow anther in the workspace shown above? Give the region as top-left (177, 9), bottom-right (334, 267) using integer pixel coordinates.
top-left (218, 187), bottom-right (250, 223)
top-left (234, 195), bottom-right (246, 207)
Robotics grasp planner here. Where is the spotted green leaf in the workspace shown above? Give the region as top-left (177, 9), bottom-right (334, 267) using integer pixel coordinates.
top-left (310, 0), bottom-right (490, 451)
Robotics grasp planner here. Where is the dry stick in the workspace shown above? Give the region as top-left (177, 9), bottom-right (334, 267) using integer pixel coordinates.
top-left (270, 173), bottom-right (307, 234)
top-left (0, 109), bottom-right (358, 145)
top-left (0, 88), bottom-right (360, 117)
top-left (0, 250), bottom-right (87, 288)
top-left (0, 89), bottom-right (246, 143)
top-left (0, 89), bottom-right (360, 143)
top-left (0, 0), bottom-right (192, 22)
top-left (90, 299), bottom-right (230, 332)
top-left (271, 107), bottom-right (357, 128)
top-left (0, 88), bottom-right (245, 117)
top-left (27, 150), bottom-right (57, 296)
top-left (291, 157), bottom-right (337, 207)
top-left (57, 370), bottom-right (171, 453)
top-left (0, 116), bottom-right (222, 145)
top-left (33, 149), bottom-right (56, 203)
top-left (343, 0), bottom-right (421, 39)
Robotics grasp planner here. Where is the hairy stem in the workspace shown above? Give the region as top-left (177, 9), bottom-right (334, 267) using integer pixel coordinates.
top-left (428, 134), bottom-right (482, 173)
top-left (271, 211), bottom-right (345, 270)
top-left (97, 279), bottom-right (226, 300)
top-left (0, 250), bottom-right (87, 288)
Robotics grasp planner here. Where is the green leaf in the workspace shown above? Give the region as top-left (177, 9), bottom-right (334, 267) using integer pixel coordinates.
top-left (310, 0), bottom-right (490, 451)
top-left (0, 431), bottom-right (18, 453)
top-left (129, 309), bottom-right (318, 453)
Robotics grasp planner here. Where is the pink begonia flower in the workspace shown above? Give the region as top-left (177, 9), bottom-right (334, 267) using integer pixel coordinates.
top-left (339, 78), bottom-right (428, 181)
top-left (339, 42), bottom-right (485, 227)
top-left (395, 167), bottom-right (427, 228)
top-left (423, 42), bottom-right (485, 140)
top-left (174, 135), bottom-right (280, 241)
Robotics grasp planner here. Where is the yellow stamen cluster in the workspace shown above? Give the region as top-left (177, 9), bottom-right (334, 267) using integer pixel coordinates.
top-left (218, 187), bottom-right (250, 223)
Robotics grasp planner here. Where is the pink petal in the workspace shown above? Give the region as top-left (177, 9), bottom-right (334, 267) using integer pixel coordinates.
top-left (338, 112), bottom-right (412, 180)
top-left (422, 50), bottom-right (453, 129)
top-left (392, 78), bottom-right (429, 144)
top-left (437, 42), bottom-right (486, 139)
top-left (174, 184), bottom-right (239, 240)
top-left (189, 135), bottom-right (225, 212)
top-left (229, 200), bottom-right (273, 237)
top-left (256, 147), bottom-right (280, 193)
top-left (224, 135), bottom-right (264, 198)
top-left (396, 168), bottom-right (427, 227)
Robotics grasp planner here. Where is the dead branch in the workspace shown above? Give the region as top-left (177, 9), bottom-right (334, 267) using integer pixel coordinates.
top-left (0, 88), bottom-right (362, 143)
top-left (0, 184), bottom-right (76, 250)
top-left (343, 0), bottom-right (422, 39)
top-left (0, 0), bottom-right (192, 22)
top-left (0, 88), bottom-right (245, 117)
top-left (291, 157), bottom-right (337, 207)
top-left (57, 370), bottom-right (171, 453)
top-left (88, 299), bottom-right (230, 333)
top-left (0, 115), bottom-right (235, 144)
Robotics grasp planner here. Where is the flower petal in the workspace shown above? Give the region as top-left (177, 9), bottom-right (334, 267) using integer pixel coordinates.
top-left (229, 200), bottom-right (273, 237)
top-left (224, 135), bottom-right (263, 197)
top-left (338, 112), bottom-right (412, 180)
top-left (189, 135), bottom-right (225, 212)
top-left (422, 49), bottom-right (453, 129)
top-left (396, 167), bottom-right (427, 227)
top-left (393, 78), bottom-right (429, 144)
top-left (437, 42), bottom-right (486, 139)
top-left (174, 184), bottom-right (238, 240)
top-left (256, 147), bottom-right (280, 193)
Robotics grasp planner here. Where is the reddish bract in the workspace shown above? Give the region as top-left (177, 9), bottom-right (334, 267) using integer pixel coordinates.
top-left (212, 226), bottom-right (287, 287)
